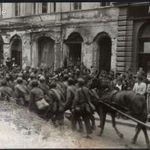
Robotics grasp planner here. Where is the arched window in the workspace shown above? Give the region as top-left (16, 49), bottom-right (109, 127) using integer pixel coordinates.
top-left (64, 32), bottom-right (83, 67)
top-left (139, 23), bottom-right (150, 53)
top-left (10, 35), bottom-right (22, 66)
top-left (138, 22), bottom-right (150, 73)
top-left (94, 32), bottom-right (112, 72)
top-left (42, 3), bottom-right (48, 14)
top-left (73, 2), bottom-right (81, 10)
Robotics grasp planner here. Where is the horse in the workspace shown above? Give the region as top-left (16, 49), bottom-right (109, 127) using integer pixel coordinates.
top-left (89, 77), bottom-right (150, 147)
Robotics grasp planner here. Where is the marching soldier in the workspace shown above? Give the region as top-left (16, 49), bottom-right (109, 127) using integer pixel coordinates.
top-left (0, 79), bottom-right (14, 102)
top-left (29, 80), bottom-right (47, 118)
top-left (73, 78), bottom-right (95, 138)
top-left (14, 77), bottom-right (30, 106)
top-left (65, 77), bottom-right (83, 132)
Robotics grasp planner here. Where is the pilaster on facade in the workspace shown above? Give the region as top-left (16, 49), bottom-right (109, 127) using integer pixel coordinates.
top-left (116, 6), bottom-right (133, 73)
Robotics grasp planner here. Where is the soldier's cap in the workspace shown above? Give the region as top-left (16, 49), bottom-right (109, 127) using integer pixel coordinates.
top-left (68, 77), bottom-right (74, 84)
top-left (17, 77), bottom-right (23, 81)
top-left (6, 74), bottom-right (10, 79)
top-left (64, 74), bottom-right (69, 78)
top-left (76, 68), bottom-right (80, 72)
top-left (39, 75), bottom-right (45, 81)
top-left (63, 74), bottom-right (69, 80)
top-left (77, 78), bottom-right (85, 83)
top-left (30, 72), bottom-right (36, 77)
top-left (68, 72), bottom-right (72, 76)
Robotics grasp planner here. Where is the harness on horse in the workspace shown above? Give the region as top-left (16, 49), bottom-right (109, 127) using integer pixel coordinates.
top-left (101, 90), bottom-right (118, 104)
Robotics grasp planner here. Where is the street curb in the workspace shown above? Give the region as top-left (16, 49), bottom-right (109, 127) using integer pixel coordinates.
top-left (95, 116), bottom-right (150, 130)
top-left (94, 116), bottom-right (136, 128)
top-left (65, 112), bottom-right (150, 130)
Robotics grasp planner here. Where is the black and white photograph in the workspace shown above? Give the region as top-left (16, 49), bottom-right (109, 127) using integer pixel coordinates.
top-left (0, 1), bottom-right (149, 149)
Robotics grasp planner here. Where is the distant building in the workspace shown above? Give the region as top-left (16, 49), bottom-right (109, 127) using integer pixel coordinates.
top-left (0, 2), bottom-right (149, 73)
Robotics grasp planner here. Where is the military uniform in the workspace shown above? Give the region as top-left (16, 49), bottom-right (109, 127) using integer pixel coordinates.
top-left (0, 83), bottom-right (14, 101)
top-left (14, 82), bottom-right (29, 106)
top-left (47, 86), bottom-right (64, 126)
top-left (29, 85), bottom-right (45, 116)
top-left (73, 81), bottom-right (94, 137)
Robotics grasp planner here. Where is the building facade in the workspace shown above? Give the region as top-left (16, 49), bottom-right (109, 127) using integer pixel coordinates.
top-left (0, 2), bottom-right (149, 73)
top-left (116, 2), bottom-right (150, 73)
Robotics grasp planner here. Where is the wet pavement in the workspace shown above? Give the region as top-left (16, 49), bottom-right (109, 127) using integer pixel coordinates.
top-left (0, 99), bottom-right (149, 148)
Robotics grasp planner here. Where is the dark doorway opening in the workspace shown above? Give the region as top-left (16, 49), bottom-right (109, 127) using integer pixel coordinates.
top-left (65, 32), bottom-right (83, 66)
top-left (138, 53), bottom-right (150, 73)
top-left (10, 36), bottom-right (22, 66)
top-left (138, 23), bottom-right (150, 73)
top-left (95, 32), bottom-right (112, 72)
top-left (68, 43), bottom-right (81, 65)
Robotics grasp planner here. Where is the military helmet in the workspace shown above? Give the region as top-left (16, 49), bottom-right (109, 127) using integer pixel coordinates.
top-left (17, 77), bottom-right (23, 81)
top-left (77, 78), bottom-right (85, 86)
top-left (30, 72), bottom-right (36, 78)
top-left (39, 75), bottom-right (45, 81)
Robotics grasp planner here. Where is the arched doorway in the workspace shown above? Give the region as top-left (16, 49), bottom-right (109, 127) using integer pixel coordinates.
top-left (37, 36), bottom-right (54, 68)
top-left (10, 35), bottom-right (22, 66)
top-left (138, 22), bottom-right (150, 73)
top-left (64, 32), bottom-right (83, 67)
top-left (0, 36), bottom-right (3, 64)
top-left (94, 32), bottom-right (112, 72)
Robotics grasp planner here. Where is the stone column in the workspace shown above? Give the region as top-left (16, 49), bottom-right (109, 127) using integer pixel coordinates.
top-left (92, 41), bottom-right (98, 70)
top-left (31, 39), bottom-right (38, 68)
top-left (62, 43), bottom-right (69, 67)
top-left (111, 37), bottom-right (117, 72)
top-left (116, 6), bottom-right (133, 73)
top-left (82, 41), bottom-right (93, 69)
top-left (54, 39), bottom-right (62, 70)
top-left (2, 35), bottom-right (10, 65)
top-left (3, 43), bottom-right (10, 65)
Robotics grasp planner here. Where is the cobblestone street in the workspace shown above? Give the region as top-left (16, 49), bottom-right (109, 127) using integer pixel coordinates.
top-left (0, 100), bottom-right (148, 148)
